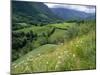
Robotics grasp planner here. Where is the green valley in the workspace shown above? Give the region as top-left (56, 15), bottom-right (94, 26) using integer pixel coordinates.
top-left (11, 20), bottom-right (96, 74)
top-left (11, 1), bottom-right (96, 74)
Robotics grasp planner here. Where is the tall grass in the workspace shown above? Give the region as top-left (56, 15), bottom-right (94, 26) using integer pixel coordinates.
top-left (11, 20), bottom-right (96, 74)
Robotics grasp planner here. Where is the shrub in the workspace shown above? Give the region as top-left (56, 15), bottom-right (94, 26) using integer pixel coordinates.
top-left (66, 25), bottom-right (78, 41)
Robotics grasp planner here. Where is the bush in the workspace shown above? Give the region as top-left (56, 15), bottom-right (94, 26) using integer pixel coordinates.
top-left (12, 30), bottom-right (37, 61)
top-left (66, 25), bottom-right (78, 41)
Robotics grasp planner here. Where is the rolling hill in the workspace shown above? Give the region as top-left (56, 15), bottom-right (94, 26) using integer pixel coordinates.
top-left (12, 1), bottom-right (62, 25)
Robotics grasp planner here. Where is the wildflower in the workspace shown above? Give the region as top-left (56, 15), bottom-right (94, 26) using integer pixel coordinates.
top-left (73, 54), bottom-right (75, 57)
top-left (14, 65), bottom-right (17, 68)
top-left (58, 56), bottom-right (62, 59)
top-left (46, 61), bottom-right (48, 64)
top-left (38, 54), bottom-right (41, 56)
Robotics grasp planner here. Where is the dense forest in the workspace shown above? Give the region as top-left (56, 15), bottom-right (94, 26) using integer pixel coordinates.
top-left (11, 1), bottom-right (96, 74)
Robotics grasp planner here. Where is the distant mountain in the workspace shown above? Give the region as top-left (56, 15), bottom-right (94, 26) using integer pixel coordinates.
top-left (85, 13), bottom-right (96, 20)
top-left (50, 7), bottom-right (95, 20)
top-left (12, 1), bottom-right (62, 25)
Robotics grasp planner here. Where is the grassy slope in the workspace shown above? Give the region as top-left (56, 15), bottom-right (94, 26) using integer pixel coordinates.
top-left (49, 23), bottom-right (76, 29)
top-left (15, 23), bottom-right (75, 43)
top-left (11, 21), bottom-right (96, 74)
top-left (15, 23), bottom-right (74, 33)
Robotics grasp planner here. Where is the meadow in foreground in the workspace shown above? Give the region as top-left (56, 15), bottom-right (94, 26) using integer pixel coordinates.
top-left (12, 1), bottom-right (96, 74)
top-left (11, 20), bottom-right (96, 74)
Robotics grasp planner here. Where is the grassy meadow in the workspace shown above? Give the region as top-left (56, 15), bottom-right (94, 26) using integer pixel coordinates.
top-left (11, 1), bottom-right (96, 74)
top-left (11, 20), bottom-right (96, 74)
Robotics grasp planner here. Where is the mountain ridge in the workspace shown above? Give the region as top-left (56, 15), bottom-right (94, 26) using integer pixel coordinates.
top-left (12, 1), bottom-right (62, 25)
top-left (50, 7), bottom-right (95, 20)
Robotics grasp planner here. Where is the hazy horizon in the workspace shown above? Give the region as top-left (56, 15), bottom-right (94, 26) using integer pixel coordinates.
top-left (45, 3), bottom-right (95, 13)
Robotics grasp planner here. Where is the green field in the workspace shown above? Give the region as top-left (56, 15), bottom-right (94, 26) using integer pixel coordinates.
top-left (12, 1), bottom-right (96, 74)
top-left (11, 20), bottom-right (96, 74)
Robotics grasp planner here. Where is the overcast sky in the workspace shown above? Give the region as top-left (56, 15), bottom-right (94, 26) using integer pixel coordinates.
top-left (44, 3), bottom-right (95, 13)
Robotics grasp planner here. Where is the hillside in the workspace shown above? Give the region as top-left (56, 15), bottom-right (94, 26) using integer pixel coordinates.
top-left (50, 7), bottom-right (95, 20)
top-left (11, 20), bottom-right (96, 74)
top-left (12, 1), bottom-right (62, 30)
top-left (11, 1), bottom-right (96, 74)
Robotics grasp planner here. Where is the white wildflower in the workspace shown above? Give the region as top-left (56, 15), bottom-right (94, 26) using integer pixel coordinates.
top-left (14, 65), bottom-right (17, 68)
top-left (38, 54), bottom-right (41, 56)
top-left (46, 61), bottom-right (48, 64)
top-left (73, 54), bottom-right (75, 57)
top-left (58, 56), bottom-right (62, 59)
